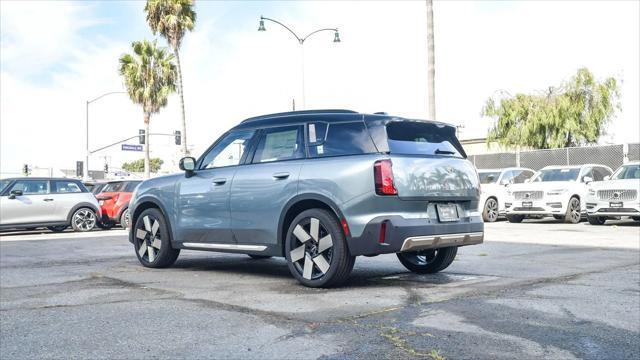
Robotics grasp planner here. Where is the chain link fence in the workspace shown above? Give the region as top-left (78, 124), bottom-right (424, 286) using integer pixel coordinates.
top-left (469, 143), bottom-right (639, 170)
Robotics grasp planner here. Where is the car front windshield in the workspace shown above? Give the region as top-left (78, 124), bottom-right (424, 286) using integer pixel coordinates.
top-left (0, 179), bottom-right (10, 192)
top-left (532, 168), bottom-right (580, 182)
top-left (612, 164), bottom-right (640, 180)
top-left (478, 172), bottom-right (500, 184)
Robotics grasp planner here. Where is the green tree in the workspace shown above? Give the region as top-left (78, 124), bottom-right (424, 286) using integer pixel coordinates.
top-left (122, 158), bottom-right (164, 173)
top-left (118, 39), bottom-right (177, 178)
top-left (483, 68), bottom-right (620, 149)
top-left (145, 0), bottom-right (196, 156)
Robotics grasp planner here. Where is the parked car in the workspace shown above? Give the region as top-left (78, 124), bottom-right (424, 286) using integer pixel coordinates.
top-left (83, 181), bottom-right (109, 195)
top-left (0, 177), bottom-right (101, 232)
top-left (128, 109), bottom-right (484, 287)
top-left (96, 180), bottom-right (141, 229)
top-left (585, 162), bottom-right (640, 224)
top-left (478, 167), bottom-right (535, 222)
top-left (504, 164), bottom-right (613, 223)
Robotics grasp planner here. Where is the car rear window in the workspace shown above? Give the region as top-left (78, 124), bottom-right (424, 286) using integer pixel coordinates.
top-left (386, 121), bottom-right (465, 158)
top-left (308, 122), bottom-right (377, 158)
top-left (102, 182), bottom-right (126, 192)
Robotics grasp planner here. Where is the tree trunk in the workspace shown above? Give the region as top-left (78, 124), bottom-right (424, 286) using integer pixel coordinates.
top-left (426, 0), bottom-right (436, 120)
top-left (175, 47), bottom-right (188, 156)
top-left (144, 113), bottom-right (150, 179)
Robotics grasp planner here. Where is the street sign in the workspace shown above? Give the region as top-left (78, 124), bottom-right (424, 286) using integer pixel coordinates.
top-left (76, 161), bottom-right (83, 177)
top-left (121, 144), bottom-right (143, 152)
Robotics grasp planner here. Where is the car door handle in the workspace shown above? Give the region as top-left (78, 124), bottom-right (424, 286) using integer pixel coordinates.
top-left (272, 172), bottom-right (290, 180)
top-left (212, 178), bottom-right (227, 185)
top-left (43, 198), bottom-right (54, 202)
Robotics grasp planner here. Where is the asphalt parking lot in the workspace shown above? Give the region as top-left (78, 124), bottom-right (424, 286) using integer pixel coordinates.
top-left (1, 219), bottom-right (639, 359)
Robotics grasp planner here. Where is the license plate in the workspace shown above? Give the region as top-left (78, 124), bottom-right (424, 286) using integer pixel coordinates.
top-left (610, 202), bottom-right (623, 208)
top-left (522, 201), bottom-right (533, 208)
top-left (436, 204), bottom-right (459, 222)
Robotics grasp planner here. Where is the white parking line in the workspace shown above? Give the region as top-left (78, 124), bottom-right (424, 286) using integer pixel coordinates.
top-left (0, 230), bottom-right (128, 242)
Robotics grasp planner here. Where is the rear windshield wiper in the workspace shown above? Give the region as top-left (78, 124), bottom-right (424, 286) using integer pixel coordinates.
top-left (435, 148), bottom-right (455, 155)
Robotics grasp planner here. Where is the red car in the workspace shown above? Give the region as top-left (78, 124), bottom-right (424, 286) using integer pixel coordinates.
top-left (96, 180), bottom-right (141, 229)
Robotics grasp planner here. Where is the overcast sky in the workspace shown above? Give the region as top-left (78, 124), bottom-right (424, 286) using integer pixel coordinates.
top-left (1, 0), bottom-right (638, 176)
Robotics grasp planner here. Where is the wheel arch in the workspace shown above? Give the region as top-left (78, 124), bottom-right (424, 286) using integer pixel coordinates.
top-left (130, 196), bottom-right (175, 245)
top-left (277, 194), bottom-right (346, 257)
top-left (66, 202), bottom-right (100, 224)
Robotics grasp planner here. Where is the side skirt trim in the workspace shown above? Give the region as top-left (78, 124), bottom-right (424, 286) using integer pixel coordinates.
top-left (182, 242), bottom-right (267, 252)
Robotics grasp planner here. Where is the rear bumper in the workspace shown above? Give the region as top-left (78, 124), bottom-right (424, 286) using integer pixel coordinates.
top-left (347, 215), bottom-right (484, 256)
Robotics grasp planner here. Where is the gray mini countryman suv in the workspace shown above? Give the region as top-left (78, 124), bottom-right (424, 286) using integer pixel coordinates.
top-left (128, 110), bottom-right (484, 287)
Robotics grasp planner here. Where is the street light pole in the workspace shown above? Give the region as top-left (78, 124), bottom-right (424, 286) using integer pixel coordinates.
top-left (85, 91), bottom-right (126, 180)
top-left (258, 16), bottom-right (340, 109)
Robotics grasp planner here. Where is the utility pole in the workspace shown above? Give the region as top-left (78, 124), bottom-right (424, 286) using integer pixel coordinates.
top-left (426, 0), bottom-right (436, 120)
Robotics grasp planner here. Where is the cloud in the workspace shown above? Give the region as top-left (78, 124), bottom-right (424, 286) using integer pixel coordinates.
top-left (1, 0), bottom-right (638, 176)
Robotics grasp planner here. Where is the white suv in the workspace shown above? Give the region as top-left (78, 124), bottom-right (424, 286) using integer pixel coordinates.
top-left (478, 168), bottom-right (535, 222)
top-left (585, 162), bottom-right (640, 225)
top-left (504, 164), bottom-right (612, 223)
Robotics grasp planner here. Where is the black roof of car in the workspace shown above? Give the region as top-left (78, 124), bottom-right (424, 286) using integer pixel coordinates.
top-left (232, 109), bottom-right (453, 131)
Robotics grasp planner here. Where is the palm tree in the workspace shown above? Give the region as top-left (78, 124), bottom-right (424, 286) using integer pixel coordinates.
top-left (119, 39), bottom-right (177, 178)
top-left (145, 0), bottom-right (196, 156)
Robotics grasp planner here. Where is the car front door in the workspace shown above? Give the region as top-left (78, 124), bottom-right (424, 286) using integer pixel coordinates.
top-left (175, 130), bottom-right (256, 245)
top-left (0, 179), bottom-right (55, 225)
top-left (230, 125), bottom-right (305, 248)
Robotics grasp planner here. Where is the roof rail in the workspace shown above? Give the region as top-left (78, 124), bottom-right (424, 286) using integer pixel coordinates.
top-left (241, 109), bottom-right (357, 123)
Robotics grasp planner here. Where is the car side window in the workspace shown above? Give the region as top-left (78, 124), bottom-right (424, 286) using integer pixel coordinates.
top-left (252, 125), bottom-right (304, 163)
top-left (125, 181), bottom-right (141, 192)
top-left (499, 170), bottom-right (514, 185)
top-left (52, 180), bottom-right (82, 193)
top-left (9, 180), bottom-right (49, 195)
top-left (580, 167), bottom-right (593, 182)
top-left (200, 130), bottom-right (255, 169)
top-left (592, 167), bottom-right (610, 181)
top-left (308, 121), bottom-right (377, 158)
top-left (512, 170), bottom-right (533, 184)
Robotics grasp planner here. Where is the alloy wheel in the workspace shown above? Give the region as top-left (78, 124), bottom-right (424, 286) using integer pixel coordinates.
top-left (569, 198), bottom-right (581, 223)
top-left (122, 209), bottom-right (131, 229)
top-left (135, 215), bottom-right (162, 263)
top-left (289, 217), bottom-right (334, 280)
top-left (485, 198), bottom-right (499, 222)
top-left (73, 209), bottom-right (96, 231)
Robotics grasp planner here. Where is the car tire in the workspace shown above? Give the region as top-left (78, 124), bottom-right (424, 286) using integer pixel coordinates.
top-left (248, 255), bottom-right (272, 260)
top-left (284, 208), bottom-right (355, 288)
top-left (133, 208), bottom-right (180, 268)
top-left (587, 215), bottom-right (607, 225)
top-left (47, 225), bottom-right (67, 232)
top-left (71, 208), bottom-right (97, 232)
top-left (564, 197), bottom-right (581, 224)
top-left (482, 198), bottom-right (499, 222)
top-left (397, 246), bottom-right (458, 274)
top-left (506, 214), bottom-right (524, 223)
top-left (120, 208), bottom-right (130, 229)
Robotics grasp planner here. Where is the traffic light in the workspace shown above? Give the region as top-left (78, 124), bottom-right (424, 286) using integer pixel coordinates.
top-left (76, 161), bottom-right (83, 177)
top-left (23, 164), bottom-right (29, 176)
top-left (139, 129), bottom-right (145, 144)
top-left (174, 130), bottom-right (181, 145)
top-left (104, 163), bottom-right (109, 174)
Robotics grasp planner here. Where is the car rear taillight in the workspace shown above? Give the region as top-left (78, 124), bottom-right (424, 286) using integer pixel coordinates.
top-left (374, 160), bottom-right (397, 196)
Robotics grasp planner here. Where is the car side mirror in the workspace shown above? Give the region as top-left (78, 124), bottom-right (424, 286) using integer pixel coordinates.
top-left (8, 189), bottom-right (23, 199)
top-left (179, 157), bottom-right (196, 178)
top-left (583, 176), bottom-right (593, 184)
top-left (603, 175), bottom-right (610, 181)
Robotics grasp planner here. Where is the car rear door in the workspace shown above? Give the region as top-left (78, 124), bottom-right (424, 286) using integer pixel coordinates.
top-left (0, 179), bottom-right (55, 225)
top-left (49, 180), bottom-right (86, 222)
top-left (230, 125), bottom-right (305, 247)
